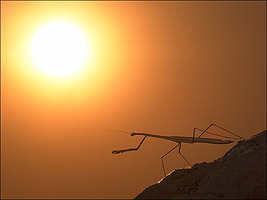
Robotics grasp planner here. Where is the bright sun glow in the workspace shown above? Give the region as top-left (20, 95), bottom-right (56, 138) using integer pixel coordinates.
top-left (31, 21), bottom-right (87, 77)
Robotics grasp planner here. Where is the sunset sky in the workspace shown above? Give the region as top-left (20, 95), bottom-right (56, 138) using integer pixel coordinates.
top-left (1, 1), bottom-right (266, 199)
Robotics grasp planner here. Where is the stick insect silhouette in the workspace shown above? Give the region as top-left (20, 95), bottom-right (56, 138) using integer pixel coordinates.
top-left (111, 123), bottom-right (245, 177)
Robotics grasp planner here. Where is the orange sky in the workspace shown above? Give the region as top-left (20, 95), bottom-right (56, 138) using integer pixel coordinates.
top-left (1, 1), bottom-right (266, 199)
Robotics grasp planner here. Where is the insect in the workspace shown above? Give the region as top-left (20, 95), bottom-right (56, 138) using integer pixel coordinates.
top-left (112, 123), bottom-right (245, 177)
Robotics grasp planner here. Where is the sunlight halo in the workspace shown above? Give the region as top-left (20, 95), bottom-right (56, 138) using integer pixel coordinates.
top-left (31, 21), bottom-right (88, 77)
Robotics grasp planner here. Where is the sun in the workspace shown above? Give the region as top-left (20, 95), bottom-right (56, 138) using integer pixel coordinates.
top-left (31, 21), bottom-right (88, 77)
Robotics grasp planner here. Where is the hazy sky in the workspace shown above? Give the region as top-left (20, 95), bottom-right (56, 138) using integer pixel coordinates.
top-left (1, 1), bottom-right (266, 199)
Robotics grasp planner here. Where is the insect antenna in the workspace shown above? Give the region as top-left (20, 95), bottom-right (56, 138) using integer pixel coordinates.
top-left (105, 130), bottom-right (131, 134)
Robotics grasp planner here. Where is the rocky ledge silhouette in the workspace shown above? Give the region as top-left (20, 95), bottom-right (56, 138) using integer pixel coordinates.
top-left (135, 130), bottom-right (266, 199)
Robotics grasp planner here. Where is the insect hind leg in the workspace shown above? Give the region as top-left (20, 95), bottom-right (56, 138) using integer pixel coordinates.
top-left (195, 123), bottom-right (245, 141)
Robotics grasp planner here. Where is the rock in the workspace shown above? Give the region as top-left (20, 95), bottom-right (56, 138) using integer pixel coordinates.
top-left (135, 130), bottom-right (266, 199)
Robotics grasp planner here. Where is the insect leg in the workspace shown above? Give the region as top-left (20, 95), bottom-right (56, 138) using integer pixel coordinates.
top-left (193, 127), bottom-right (238, 140)
top-left (112, 136), bottom-right (147, 154)
top-left (178, 143), bottom-right (192, 167)
top-left (197, 123), bottom-right (245, 140)
top-left (161, 143), bottom-right (180, 177)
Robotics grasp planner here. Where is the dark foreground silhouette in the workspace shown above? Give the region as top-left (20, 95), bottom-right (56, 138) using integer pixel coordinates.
top-left (135, 130), bottom-right (266, 199)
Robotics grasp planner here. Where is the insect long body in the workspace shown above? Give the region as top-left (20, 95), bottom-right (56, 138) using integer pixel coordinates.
top-left (112, 124), bottom-right (245, 177)
top-left (131, 132), bottom-right (233, 144)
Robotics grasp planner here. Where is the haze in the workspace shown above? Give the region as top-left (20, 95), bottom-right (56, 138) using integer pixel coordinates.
top-left (1, 1), bottom-right (266, 199)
